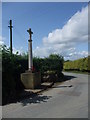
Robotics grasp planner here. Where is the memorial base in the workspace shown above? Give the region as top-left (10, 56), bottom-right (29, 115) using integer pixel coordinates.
top-left (21, 72), bottom-right (41, 89)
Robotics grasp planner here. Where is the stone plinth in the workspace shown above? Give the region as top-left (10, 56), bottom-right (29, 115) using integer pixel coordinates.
top-left (21, 72), bottom-right (41, 89)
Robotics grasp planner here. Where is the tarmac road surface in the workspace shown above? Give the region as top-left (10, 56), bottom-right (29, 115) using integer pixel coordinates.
top-left (2, 72), bottom-right (88, 118)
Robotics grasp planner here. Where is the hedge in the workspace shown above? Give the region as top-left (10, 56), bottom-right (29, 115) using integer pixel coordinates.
top-left (64, 56), bottom-right (90, 72)
top-left (33, 54), bottom-right (64, 75)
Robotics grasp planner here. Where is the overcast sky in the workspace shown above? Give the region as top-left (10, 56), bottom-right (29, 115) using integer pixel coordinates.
top-left (1, 2), bottom-right (88, 60)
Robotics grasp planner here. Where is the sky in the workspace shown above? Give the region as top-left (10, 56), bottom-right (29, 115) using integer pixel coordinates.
top-left (1, 2), bottom-right (88, 60)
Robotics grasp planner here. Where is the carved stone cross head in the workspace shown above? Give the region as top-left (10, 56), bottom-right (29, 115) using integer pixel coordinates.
top-left (27, 28), bottom-right (33, 40)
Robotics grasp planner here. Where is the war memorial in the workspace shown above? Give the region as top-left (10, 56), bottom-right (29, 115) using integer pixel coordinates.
top-left (21, 28), bottom-right (41, 89)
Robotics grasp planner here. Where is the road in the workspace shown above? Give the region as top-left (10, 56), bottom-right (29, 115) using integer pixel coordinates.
top-left (2, 72), bottom-right (88, 118)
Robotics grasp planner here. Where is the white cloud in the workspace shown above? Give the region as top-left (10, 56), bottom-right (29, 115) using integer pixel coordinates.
top-left (0, 36), bottom-right (6, 45)
top-left (67, 51), bottom-right (88, 60)
top-left (34, 6), bottom-right (88, 60)
top-left (13, 47), bottom-right (24, 55)
top-left (43, 6), bottom-right (88, 45)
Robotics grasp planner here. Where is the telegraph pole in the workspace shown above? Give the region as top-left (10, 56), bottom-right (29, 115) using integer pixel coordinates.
top-left (8, 20), bottom-right (13, 54)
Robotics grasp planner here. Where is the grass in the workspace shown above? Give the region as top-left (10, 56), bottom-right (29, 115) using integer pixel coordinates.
top-left (63, 70), bottom-right (90, 75)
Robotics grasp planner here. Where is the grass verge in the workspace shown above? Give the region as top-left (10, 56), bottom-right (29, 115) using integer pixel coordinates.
top-left (63, 70), bottom-right (90, 75)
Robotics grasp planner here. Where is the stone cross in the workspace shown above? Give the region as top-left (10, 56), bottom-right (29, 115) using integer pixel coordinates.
top-left (27, 28), bottom-right (33, 71)
top-left (27, 28), bottom-right (33, 40)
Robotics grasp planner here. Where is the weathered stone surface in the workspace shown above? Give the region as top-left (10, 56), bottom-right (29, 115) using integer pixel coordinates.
top-left (21, 72), bottom-right (41, 89)
top-left (42, 72), bottom-right (58, 82)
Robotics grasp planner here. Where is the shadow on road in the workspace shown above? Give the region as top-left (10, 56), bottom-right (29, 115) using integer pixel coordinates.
top-left (6, 91), bottom-right (52, 106)
top-left (20, 94), bottom-right (52, 106)
top-left (52, 74), bottom-right (77, 88)
top-left (63, 75), bottom-right (77, 81)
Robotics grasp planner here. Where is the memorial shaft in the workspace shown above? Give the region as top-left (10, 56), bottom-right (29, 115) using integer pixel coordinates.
top-left (28, 40), bottom-right (33, 71)
top-left (27, 28), bottom-right (33, 71)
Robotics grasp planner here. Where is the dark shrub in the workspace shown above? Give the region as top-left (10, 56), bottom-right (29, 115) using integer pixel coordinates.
top-left (2, 45), bottom-right (27, 105)
top-left (33, 54), bottom-right (64, 82)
